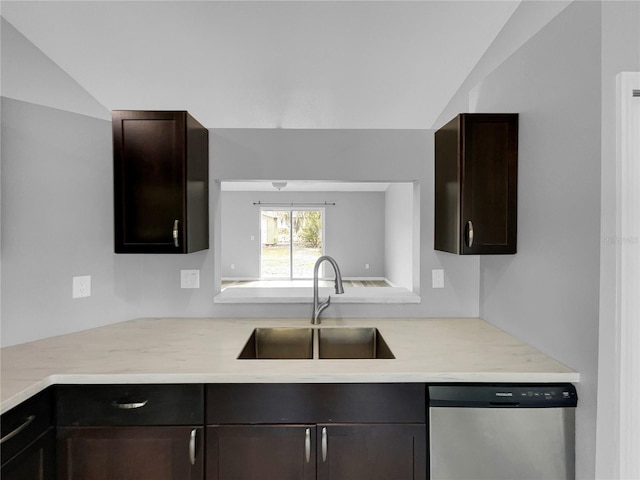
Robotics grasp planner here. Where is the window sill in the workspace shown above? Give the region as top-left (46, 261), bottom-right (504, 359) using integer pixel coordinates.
top-left (213, 286), bottom-right (420, 304)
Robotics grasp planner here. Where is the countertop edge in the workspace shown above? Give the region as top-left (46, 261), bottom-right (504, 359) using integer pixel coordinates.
top-left (1, 371), bottom-right (580, 415)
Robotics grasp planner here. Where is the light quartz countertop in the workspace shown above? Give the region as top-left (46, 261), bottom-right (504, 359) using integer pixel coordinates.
top-left (0, 317), bottom-right (578, 414)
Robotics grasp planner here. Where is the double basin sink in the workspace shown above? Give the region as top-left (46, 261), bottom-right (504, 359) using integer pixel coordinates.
top-left (238, 327), bottom-right (395, 360)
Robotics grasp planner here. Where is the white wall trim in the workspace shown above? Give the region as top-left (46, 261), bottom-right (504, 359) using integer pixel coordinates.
top-left (615, 71), bottom-right (640, 480)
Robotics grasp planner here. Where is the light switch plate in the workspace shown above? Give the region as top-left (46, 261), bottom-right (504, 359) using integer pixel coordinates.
top-left (72, 275), bottom-right (91, 298)
top-left (432, 269), bottom-right (444, 289)
top-left (181, 269), bottom-right (200, 289)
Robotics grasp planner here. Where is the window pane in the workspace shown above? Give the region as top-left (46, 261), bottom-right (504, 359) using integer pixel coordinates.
top-left (292, 211), bottom-right (323, 279)
top-left (261, 210), bottom-right (290, 278)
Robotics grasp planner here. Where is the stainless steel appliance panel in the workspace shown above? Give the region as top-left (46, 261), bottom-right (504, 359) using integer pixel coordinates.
top-left (430, 407), bottom-right (575, 480)
top-left (429, 384), bottom-right (577, 480)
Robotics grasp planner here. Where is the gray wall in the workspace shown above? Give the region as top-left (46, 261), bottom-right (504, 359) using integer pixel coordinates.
top-left (384, 183), bottom-right (415, 289)
top-left (220, 191), bottom-right (260, 279)
top-left (433, 1), bottom-right (573, 130)
top-left (1, 18), bottom-right (109, 121)
top-left (0, 98), bottom-right (140, 345)
top-left (324, 192), bottom-right (385, 278)
top-left (1, 20), bottom-right (139, 346)
top-left (221, 190), bottom-right (387, 278)
top-left (440, 3), bottom-right (603, 479)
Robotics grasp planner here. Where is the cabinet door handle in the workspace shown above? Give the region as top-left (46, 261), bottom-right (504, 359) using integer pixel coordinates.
top-left (466, 220), bottom-right (474, 247)
top-left (189, 428), bottom-right (197, 465)
top-left (173, 220), bottom-right (180, 247)
top-left (111, 400), bottom-right (148, 410)
top-left (0, 415), bottom-right (35, 444)
top-left (321, 426), bottom-right (328, 462)
top-left (305, 428), bottom-right (311, 463)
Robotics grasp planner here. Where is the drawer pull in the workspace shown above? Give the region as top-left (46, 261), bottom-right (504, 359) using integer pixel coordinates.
top-left (189, 428), bottom-right (197, 465)
top-left (305, 428), bottom-right (311, 463)
top-left (0, 415), bottom-right (35, 444)
top-left (321, 427), bottom-right (328, 462)
top-left (111, 400), bottom-right (148, 410)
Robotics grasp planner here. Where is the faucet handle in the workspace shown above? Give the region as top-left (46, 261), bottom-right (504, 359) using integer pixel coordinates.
top-left (313, 297), bottom-right (331, 324)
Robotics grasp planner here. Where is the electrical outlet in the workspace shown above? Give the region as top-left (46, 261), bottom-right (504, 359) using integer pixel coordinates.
top-left (181, 269), bottom-right (200, 289)
top-left (432, 269), bottom-right (445, 289)
top-left (231, 264), bottom-right (235, 270)
top-left (250, 235), bottom-right (255, 241)
top-left (365, 264), bottom-right (370, 270)
top-left (72, 275), bottom-right (91, 298)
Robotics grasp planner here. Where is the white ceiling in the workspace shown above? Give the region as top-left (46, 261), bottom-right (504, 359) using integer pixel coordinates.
top-left (1, 1), bottom-right (522, 129)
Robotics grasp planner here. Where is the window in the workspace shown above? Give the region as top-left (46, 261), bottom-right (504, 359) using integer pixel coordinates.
top-left (218, 181), bottom-right (420, 304)
top-left (260, 209), bottom-right (324, 279)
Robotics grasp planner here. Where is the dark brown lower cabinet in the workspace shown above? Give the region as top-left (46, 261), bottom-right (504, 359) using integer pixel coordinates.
top-left (207, 425), bottom-right (316, 480)
top-left (55, 384), bottom-right (205, 480)
top-left (0, 427), bottom-right (56, 480)
top-left (27, 383), bottom-right (426, 479)
top-left (318, 424), bottom-right (426, 480)
top-left (205, 384), bottom-right (426, 480)
top-left (57, 426), bottom-right (204, 480)
top-left (206, 423), bottom-right (425, 480)
top-left (1, 388), bottom-right (55, 480)
top-left (4, 383), bottom-right (427, 479)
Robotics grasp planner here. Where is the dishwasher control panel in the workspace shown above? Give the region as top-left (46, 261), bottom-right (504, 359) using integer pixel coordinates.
top-left (429, 384), bottom-right (578, 408)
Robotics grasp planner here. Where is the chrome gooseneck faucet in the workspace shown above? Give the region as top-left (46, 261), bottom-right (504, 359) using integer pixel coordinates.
top-left (312, 256), bottom-right (345, 325)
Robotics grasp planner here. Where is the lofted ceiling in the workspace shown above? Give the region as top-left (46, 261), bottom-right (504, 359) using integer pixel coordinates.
top-left (1, 1), bottom-right (523, 129)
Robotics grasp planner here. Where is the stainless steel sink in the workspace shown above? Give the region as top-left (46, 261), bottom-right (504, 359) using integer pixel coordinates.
top-left (317, 328), bottom-right (395, 359)
top-left (238, 327), bottom-right (395, 359)
top-left (238, 327), bottom-right (313, 359)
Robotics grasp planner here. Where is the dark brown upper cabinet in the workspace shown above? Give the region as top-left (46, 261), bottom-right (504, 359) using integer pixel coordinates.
top-left (434, 113), bottom-right (518, 255)
top-left (113, 110), bottom-right (209, 253)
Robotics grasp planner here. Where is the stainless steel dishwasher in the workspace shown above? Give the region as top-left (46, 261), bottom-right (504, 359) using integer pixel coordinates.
top-left (429, 384), bottom-right (577, 480)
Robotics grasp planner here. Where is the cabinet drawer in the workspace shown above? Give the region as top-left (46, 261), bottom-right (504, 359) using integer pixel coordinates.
top-left (207, 384), bottom-right (425, 424)
top-left (1, 388), bottom-right (52, 466)
top-left (56, 384), bottom-right (204, 426)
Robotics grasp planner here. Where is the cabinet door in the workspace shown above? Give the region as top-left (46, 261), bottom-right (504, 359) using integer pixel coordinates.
top-left (113, 110), bottom-right (186, 253)
top-left (434, 113), bottom-right (518, 254)
top-left (1, 428), bottom-right (55, 480)
top-left (317, 424), bottom-right (426, 480)
top-left (58, 426), bottom-right (203, 480)
top-left (1, 387), bottom-right (52, 465)
top-left (206, 425), bottom-right (316, 480)
top-left (460, 113), bottom-right (518, 254)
